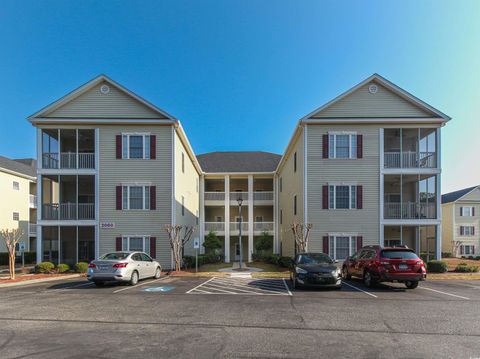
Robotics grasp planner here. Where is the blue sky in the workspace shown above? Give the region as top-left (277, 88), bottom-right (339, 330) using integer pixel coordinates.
top-left (0, 1), bottom-right (479, 193)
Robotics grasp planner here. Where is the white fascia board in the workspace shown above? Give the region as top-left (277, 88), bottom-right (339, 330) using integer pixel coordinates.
top-left (173, 121), bottom-right (203, 175)
top-left (29, 118), bottom-right (175, 125)
top-left (203, 171), bottom-right (276, 176)
top-left (0, 167), bottom-right (36, 181)
top-left (275, 124), bottom-right (304, 173)
top-left (302, 118), bottom-right (448, 125)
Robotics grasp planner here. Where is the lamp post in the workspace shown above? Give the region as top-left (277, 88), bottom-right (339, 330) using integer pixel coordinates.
top-left (237, 197), bottom-right (243, 269)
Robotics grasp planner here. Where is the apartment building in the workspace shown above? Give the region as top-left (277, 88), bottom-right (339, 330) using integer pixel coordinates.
top-left (441, 186), bottom-right (480, 257)
top-left (0, 156), bottom-right (37, 252)
top-left (28, 73), bottom-right (449, 267)
top-left (277, 74), bottom-right (449, 261)
top-left (29, 75), bottom-right (200, 268)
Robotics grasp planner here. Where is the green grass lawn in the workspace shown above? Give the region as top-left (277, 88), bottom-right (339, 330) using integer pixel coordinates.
top-left (197, 262), bottom-right (232, 272)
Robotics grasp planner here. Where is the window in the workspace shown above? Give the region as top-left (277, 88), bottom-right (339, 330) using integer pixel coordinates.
top-left (460, 245), bottom-right (475, 255)
top-left (294, 195), bottom-right (297, 215)
top-left (328, 133), bottom-right (357, 159)
top-left (329, 185), bottom-right (357, 209)
top-left (182, 153), bottom-right (185, 173)
top-left (13, 212), bottom-right (19, 221)
top-left (122, 186), bottom-right (150, 210)
top-left (280, 209), bottom-right (283, 225)
top-left (294, 152), bottom-right (297, 172)
top-left (215, 216), bottom-right (223, 222)
top-left (13, 181), bottom-right (19, 190)
top-left (121, 134), bottom-right (151, 159)
top-left (122, 236), bottom-right (150, 255)
top-left (328, 236), bottom-right (357, 260)
top-left (279, 177), bottom-right (282, 192)
top-left (181, 196), bottom-right (185, 216)
top-left (460, 226), bottom-right (475, 236)
top-left (461, 206), bottom-right (475, 217)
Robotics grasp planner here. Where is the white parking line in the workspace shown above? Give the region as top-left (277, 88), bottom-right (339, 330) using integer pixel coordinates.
top-left (113, 277), bottom-right (168, 293)
top-left (419, 286), bottom-right (470, 300)
top-left (282, 279), bottom-right (293, 296)
top-left (187, 277), bottom-right (290, 295)
top-left (342, 281), bottom-right (378, 298)
top-left (186, 277), bottom-right (215, 294)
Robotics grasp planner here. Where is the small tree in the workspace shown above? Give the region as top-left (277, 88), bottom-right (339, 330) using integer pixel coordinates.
top-left (255, 231), bottom-right (273, 256)
top-left (165, 225), bottom-right (195, 271)
top-left (291, 222), bottom-right (312, 253)
top-left (203, 231), bottom-right (222, 254)
top-left (0, 228), bottom-right (24, 280)
top-left (452, 240), bottom-right (462, 257)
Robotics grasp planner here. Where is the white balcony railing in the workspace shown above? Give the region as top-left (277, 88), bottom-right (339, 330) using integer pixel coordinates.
top-left (78, 203), bottom-right (95, 219)
top-left (42, 203), bottom-right (95, 220)
top-left (384, 152), bottom-right (436, 169)
top-left (253, 222), bottom-right (274, 231)
top-left (42, 152), bottom-right (95, 169)
top-left (29, 194), bottom-right (37, 208)
top-left (230, 222), bottom-right (249, 232)
top-left (230, 192), bottom-right (248, 201)
top-left (384, 202), bottom-right (436, 219)
top-left (29, 223), bottom-right (37, 236)
top-left (204, 222), bottom-right (225, 232)
top-left (204, 192), bottom-right (225, 201)
top-left (253, 192), bottom-right (274, 201)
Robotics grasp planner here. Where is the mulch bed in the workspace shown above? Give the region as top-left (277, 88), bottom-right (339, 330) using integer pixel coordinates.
top-left (0, 273), bottom-right (84, 284)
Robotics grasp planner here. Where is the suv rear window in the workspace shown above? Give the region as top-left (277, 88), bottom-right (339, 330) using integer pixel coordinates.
top-left (381, 250), bottom-right (419, 259)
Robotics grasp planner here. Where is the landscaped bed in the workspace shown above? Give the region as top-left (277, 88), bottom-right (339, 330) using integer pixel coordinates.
top-left (0, 273), bottom-right (83, 285)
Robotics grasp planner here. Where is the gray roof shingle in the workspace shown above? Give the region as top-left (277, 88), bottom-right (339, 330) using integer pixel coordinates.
top-left (0, 156), bottom-right (37, 178)
top-left (197, 151), bottom-right (281, 173)
top-left (441, 186), bottom-right (479, 204)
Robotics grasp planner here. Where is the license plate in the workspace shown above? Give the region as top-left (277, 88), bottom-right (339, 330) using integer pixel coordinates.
top-left (98, 265), bottom-right (110, 271)
top-left (398, 264), bottom-right (408, 270)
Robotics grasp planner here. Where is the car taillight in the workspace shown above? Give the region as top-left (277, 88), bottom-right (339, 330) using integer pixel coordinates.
top-left (88, 263), bottom-right (96, 268)
top-left (113, 262), bottom-right (128, 268)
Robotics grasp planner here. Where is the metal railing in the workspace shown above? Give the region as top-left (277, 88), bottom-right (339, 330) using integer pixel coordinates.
top-left (253, 192), bottom-right (274, 201)
top-left (204, 192), bottom-right (225, 201)
top-left (29, 194), bottom-right (37, 208)
top-left (42, 203), bottom-right (95, 220)
top-left (384, 152), bottom-right (436, 168)
top-left (78, 203), bottom-right (95, 219)
top-left (204, 222), bottom-right (225, 232)
top-left (230, 192), bottom-right (248, 201)
top-left (230, 222), bottom-right (249, 232)
top-left (253, 222), bottom-right (274, 231)
top-left (42, 152), bottom-right (95, 169)
top-left (384, 202), bottom-right (436, 219)
top-left (29, 223), bottom-right (37, 236)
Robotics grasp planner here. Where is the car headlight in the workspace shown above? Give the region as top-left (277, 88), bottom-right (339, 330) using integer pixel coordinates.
top-left (295, 267), bottom-right (308, 274)
top-left (332, 268), bottom-right (341, 276)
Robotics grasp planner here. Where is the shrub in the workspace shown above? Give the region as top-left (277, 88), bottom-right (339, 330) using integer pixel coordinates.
top-left (0, 251), bottom-right (37, 266)
top-left (468, 256), bottom-right (475, 260)
top-left (475, 256), bottom-right (480, 261)
top-left (75, 262), bottom-right (89, 273)
top-left (441, 252), bottom-right (452, 258)
top-left (455, 264), bottom-right (480, 273)
top-left (203, 231), bottom-right (222, 253)
top-left (255, 232), bottom-right (273, 252)
top-left (183, 253), bottom-right (224, 269)
top-left (427, 260), bottom-right (448, 273)
top-left (56, 263), bottom-right (70, 273)
top-left (278, 256), bottom-right (293, 268)
top-left (461, 256), bottom-right (466, 259)
top-left (35, 262), bottom-right (55, 274)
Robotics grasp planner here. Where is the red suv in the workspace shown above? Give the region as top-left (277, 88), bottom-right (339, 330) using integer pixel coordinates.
top-left (341, 245), bottom-right (426, 289)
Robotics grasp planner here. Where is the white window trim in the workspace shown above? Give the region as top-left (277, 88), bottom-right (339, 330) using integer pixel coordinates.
top-left (327, 234), bottom-right (358, 260)
top-left (460, 226), bottom-right (475, 236)
top-left (328, 184), bottom-right (358, 210)
top-left (13, 181), bottom-right (19, 190)
top-left (328, 131), bottom-right (357, 159)
top-left (461, 206), bottom-right (474, 217)
top-left (122, 185), bottom-right (151, 210)
top-left (122, 235), bottom-right (151, 255)
top-left (122, 133), bottom-right (151, 159)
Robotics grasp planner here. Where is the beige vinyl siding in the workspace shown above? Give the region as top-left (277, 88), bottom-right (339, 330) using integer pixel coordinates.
top-left (277, 130), bottom-right (304, 257)
top-left (460, 187), bottom-right (480, 202)
top-left (98, 125), bottom-right (172, 268)
top-left (311, 81), bottom-right (435, 118)
top-left (0, 171), bottom-right (32, 252)
top-left (45, 81), bottom-right (167, 119)
top-left (174, 130), bottom-right (200, 256)
top-left (441, 203), bottom-right (454, 254)
top-left (306, 124), bottom-right (380, 253)
top-left (453, 201), bottom-right (480, 249)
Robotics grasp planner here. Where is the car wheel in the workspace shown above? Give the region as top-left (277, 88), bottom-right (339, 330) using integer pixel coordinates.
top-left (154, 267), bottom-right (161, 279)
top-left (405, 281), bottom-right (419, 289)
top-left (363, 271), bottom-right (376, 288)
top-left (93, 281), bottom-right (104, 287)
top-left (129, 271), bottom-right (139, 286)
top-left (342, 266), bottom-right (351, 280)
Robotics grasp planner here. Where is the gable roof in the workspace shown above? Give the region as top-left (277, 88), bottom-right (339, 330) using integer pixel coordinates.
top-left (442, 186), bottom-right (480, 204)
top-left (28, 74), bottom-right (176, 122)
top-left (0, 156), bottom-right (36, 179)
top-left (303, 73), bottom-right (450, 122)
top-left (197, 152), bottom-right (281, 173)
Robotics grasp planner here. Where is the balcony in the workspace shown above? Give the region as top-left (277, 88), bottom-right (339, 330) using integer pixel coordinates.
top-left (230, 222), bottom-right (249, 232)
top-left (204, 192), bottom-right (225, 201)
top-left (29, 194), bottom-right (37, 208)
top-left (253, 192), bottom-right (274, 201)
top-left (42, 203), bottom-right (95, 220)
top-left (384, 202), bottom-right (436, 220)
top-left (42, 152), bottom-right (95, 169)
top-left (253, 222), bottom-right (274, 232)
top-left (29, 223), bottom-right (37, 236)
top-left (205, 222), bottom-right (225, 233)
top-left (384, 152), bottom-right (436, 169)
top-left (230, 192), bottom-right (248, 201)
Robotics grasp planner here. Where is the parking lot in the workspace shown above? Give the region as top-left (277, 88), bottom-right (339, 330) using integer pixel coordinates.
top-left (1, 276), bottom-right (479, 358)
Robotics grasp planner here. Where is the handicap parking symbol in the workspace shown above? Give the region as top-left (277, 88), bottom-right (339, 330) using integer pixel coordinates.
top-left (143, 286), bottom-right (174, 292)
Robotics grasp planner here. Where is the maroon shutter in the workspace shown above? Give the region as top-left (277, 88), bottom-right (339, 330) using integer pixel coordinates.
top-left (473, 227), bottom-right (475, 235)
top-left (356, 236), bottom-right (363, 251)
top-left (116, 135), bottom-right (122, 159)
top-left (357, 134), bottom-right (363, 159)
top-left (460, 227), bottom-right (464, 235)
top-left (150, 237), bottom-right (156, 259)
top-left (322, 185), bottom-right (329, 209)
top-left (150, 135), bottom-right (156, 159)
top-left (356, 185), bottom-right (363, 209)
top-left (116, 237), bottom-right (122, 251)
top-left (322, 134), bottom-right (329, 159)
top-left (323, 236), bottom-right (329, 254)
top-left (473, 207), bottom-right (475, 216)
top-left (116, 186), bottom-right (122, 210)
top-left (150, 186), bottom-right (156, 210)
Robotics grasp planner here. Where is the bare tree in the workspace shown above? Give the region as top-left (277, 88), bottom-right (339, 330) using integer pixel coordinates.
top-left (165, 225), bottom-right (195, 271)
top-left (0, 228), bottom-right (24, 280)
top-left (291, 222), bottom-right (313, 253)
top-left (451, 240), bottom-right (462, 258)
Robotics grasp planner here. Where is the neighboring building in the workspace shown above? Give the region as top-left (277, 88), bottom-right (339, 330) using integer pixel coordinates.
top-left (441, 186), bottom-right (480, 257)
top-left (28, 73), bottom-right (450, 267)
top-left (0, 156), bottom-right (37, 252)
top-left (28, 75), bottom-right (201, 268)
top-left (276, 74), bottom-right (450, 261)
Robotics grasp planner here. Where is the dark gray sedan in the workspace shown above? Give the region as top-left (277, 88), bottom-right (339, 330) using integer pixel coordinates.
top-left (290, 252), bottom-right (342, 289)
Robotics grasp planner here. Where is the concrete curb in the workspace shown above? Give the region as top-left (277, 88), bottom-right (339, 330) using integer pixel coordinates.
top-left (0, 274), bottom-right (82, 288)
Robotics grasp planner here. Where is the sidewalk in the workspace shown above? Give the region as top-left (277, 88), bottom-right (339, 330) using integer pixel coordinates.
top-left (218, 262), bottom-right (263, 279)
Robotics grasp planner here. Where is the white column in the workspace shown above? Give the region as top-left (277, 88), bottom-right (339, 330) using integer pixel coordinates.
top-left (94, 128), bottom-right (100, 259)
top-left (199, 176), bottom-right (205, 254)
top-left (224, 175), bottom-right (230, 263)
top-left (273, 175), bottom-right (279, 254)
top-left (248, 175), bottom-right (254, 262)
top-left (436, 128), bottom-right (442, 260)
top-left (436, 224), bottom-right (442, 260)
